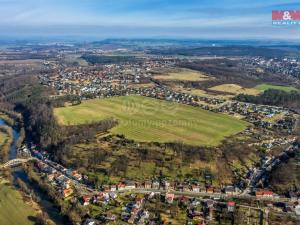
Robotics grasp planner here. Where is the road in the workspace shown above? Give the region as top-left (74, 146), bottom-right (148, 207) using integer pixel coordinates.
top-left (116, 188), bottom-right (293, 203)
top-left (26, 141), bottom-right (299, 205)
top-left (242, 142), bottom-right (299, 195)
top-left (34, 153), bottom-right (294, 204)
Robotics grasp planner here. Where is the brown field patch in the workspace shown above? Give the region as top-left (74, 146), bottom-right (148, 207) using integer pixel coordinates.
top-left (209, 84), bottom-right (261, 96)
top-left (154, 69), bottom-right (212, 81)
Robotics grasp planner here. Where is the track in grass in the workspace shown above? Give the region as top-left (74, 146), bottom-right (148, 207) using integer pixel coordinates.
top-left (54, 95), bottom-right (249, 146)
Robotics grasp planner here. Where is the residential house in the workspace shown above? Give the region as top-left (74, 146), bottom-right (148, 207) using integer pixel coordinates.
top-left (295, 205), bottom-right (300, 216)
top-left (144, 181), bottom-right (152, 189)
top-left (125, 181), bottom-right (136, 190)
top-left (256, 190), bottom-right (274, 198)
top-left (152, 181), bottom-right (160, 189)
top-left (206, 187), bottom-right (214, 194)
top-left (117, 183), bottom-right (126, 191)
top-left (165, 192), bottom-right (175, 204)
top-left (224, 186), bottom-right (238, 195)
top-left (47, 173), bottom-right (55, 182)
top-left (134, 197), bottom-right (144, 209)
top-left (82, 195), bottom-right (92, 206)
top-left (163, 180), bottom-right (170, 190)
top-left (62, 188), bottom-right (73, 198)
top-left (191, 185), bottom-right (200, 193)
top-left (82, 219), bottom-right (96, 225)
top-left (109, 192), bottom-right (118, 199)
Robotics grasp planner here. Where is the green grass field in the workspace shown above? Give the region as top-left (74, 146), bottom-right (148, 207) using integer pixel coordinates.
top-left (0, 181), bottom-right (37, 225)
top-left (255, 84), bottom-right (299, 92)
top-left (54, 95), bottom-right (249, 146)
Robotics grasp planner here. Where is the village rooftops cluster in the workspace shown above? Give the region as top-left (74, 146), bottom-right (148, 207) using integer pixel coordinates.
top-left (243, 57), bottom-right (300, 84)
top-left (85, 85), bottom-right (296, 132)
top-left (40, 58), bottom-right (175, 96)
top-left (41, 61), bottom-right (297, 132)
top-left (25, 133), bottom-right (300, 224)
top-left (218, 101), bottom-right (295, 131)
top-left (36, 160), bottom-right (83, 198)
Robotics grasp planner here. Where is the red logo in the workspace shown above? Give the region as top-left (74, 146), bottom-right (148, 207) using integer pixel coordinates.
top-left (272, 10), bottom-right (300, 20)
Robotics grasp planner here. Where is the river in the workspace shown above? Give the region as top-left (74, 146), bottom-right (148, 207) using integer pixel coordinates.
top-left (0, 118), bottom-right (70, 225)
top-left (0, 118), bottom-right (19, 159)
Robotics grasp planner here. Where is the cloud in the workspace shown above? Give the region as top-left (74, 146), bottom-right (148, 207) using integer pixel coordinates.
top-left (0, 0), bottom-right (300, 39)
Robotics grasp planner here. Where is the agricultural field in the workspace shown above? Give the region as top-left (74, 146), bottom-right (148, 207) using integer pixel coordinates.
top-left (154, 69), bottom-right (212, 81)
top-left (209, 84), bottom-right (261, 96)
top-left (173, 86), bottom-right (232, 100)
top-left (255, 84), bottom-right (299, 92)
top-left (54, 95), bottom-right (249, 146)
top-left (0, 180), bottom-right (37, 225)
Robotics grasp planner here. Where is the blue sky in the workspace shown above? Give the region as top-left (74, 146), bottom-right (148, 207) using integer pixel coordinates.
top-left (1, 0), bottom-right (300, 40)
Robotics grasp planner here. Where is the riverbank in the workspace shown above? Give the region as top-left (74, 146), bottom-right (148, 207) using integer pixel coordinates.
top-left (0, 130), bottom-right (8, 146)
top-left (0, 119), bottom-right (13, 163)
top-left (14, 168), bottom-right (71, 225)
top-left (0, 117), bottom-right (69, 225)
top-left (0, 178), bottom-right (38, 225)
top-left (0, 112), bottom-right (15, 127)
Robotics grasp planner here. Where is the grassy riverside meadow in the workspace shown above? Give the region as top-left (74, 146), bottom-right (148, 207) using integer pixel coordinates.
top-left (54, 95), bottom-right (249, 146)
top-left (0, 131), bottom-right (8, 146)
top-left (255, 84), bottom-right (299, 92)
top-left (0, 181), bottom-right (37, 225)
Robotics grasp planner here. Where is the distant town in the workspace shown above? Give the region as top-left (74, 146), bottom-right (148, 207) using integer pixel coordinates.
top-left (0, 40), bottom-right (300, 225)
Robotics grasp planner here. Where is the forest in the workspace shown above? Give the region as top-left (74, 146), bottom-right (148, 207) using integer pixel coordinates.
top-left (235, 89), bottom-right (300, 109)
top-left (81, 54), bottom-right (139, 64)
top-left (177, 59), bottom-right (297, 91)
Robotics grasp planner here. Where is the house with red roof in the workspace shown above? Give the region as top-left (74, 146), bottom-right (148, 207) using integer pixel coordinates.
top-left (256, 190), bottom-right (274, 198)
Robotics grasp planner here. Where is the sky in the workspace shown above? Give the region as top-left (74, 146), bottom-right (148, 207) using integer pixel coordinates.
top-left (1, 0), bottom-right (300, 40)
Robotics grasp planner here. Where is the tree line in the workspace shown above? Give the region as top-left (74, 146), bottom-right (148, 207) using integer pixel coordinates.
top-left (235, 89), bottom-right (300, 109)
top-left (81, 54), bottom-right (139, 64)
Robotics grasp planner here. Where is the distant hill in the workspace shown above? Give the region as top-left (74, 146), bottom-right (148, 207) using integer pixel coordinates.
top-left (149, 46), bottom-right (299, 58)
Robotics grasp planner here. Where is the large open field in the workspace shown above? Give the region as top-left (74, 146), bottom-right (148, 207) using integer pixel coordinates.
top-left (154, 69), bottom-right (212, 81)
top-left (173, 85), bottom-right (233, 100)
top-left (255, 84), bottom-right (299, 92)
top-left (54, 95), bottom-right (249, 146)
top-left (0, 181), bottom-right (37, 225)
top-left (209, 84), bottom-right (261, 96)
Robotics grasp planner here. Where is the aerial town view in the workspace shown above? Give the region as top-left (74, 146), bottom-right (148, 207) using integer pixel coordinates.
top-left (0, 1), bottom-right (300, 225)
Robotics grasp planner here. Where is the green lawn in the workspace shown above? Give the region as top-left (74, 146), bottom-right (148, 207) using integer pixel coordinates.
top-left (0, 181), bottom-right (37, 225)
top-left (54, 95), bottom-right (249, 146)
top-left (255, 84), bottom-right (299, 92)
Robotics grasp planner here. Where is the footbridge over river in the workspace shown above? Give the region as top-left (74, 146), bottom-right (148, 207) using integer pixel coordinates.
top-left (0, 157), bottom-right (36, 169)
